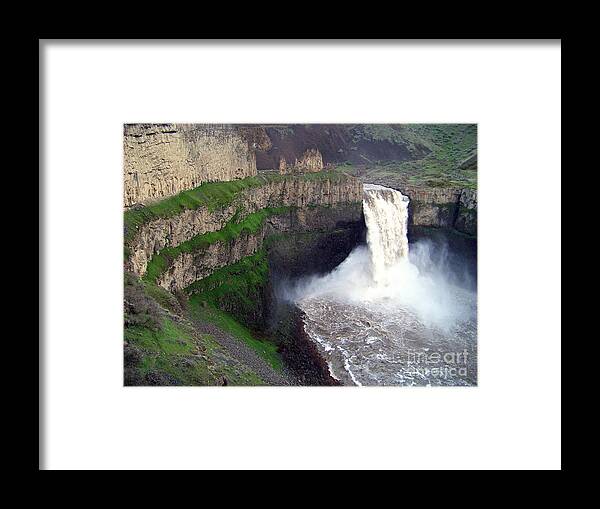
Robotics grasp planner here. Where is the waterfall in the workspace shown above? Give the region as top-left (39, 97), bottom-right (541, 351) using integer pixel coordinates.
top-left (363, 184), bottom-right (410, 284)
top-left (294, 183), bottom-right (476, 387)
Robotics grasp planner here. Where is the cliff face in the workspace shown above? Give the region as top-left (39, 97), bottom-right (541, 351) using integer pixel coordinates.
top-left (123, 124), bottom-right (265, 207)
top-left (454, 188), bottom-right (477, 236)
top-left (126, 174), bottom-right (362, 278)
top-left (401, 185), bottom-right (477, 235)
top-left (255, 125), bottom-right (428, 169)
top-left (266, 203), bottom-right (365, 278)
top-left (355, 178), bottom-right (477, 236)
top-left (156, 203), bottom-right (363, 292)
top-left (279, 148), bottom-right (324, 175)
top-left (401, 185), bottom-right (462, 228)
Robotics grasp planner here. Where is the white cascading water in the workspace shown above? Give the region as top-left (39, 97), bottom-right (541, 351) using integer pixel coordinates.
top-left (363, 184), bottom-right (410, 284)
top-left (286, 183), bottom-right (478, 386)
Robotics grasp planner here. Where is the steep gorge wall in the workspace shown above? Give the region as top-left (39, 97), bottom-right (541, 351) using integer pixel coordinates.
top-left (124, 124), bottom-right (268, 207)
top-left (390, 183), bottom-right (476, 236)
top-left (279, 148), bottom-right (324, 175)
top-left (157, 203), bottom-right (363, 292)
top-left (126, 175), bottom-right (362, 278)
top-left (454, 188), bottom-right (477, 235)
top-left (351, 169), bottom-right (476, 236)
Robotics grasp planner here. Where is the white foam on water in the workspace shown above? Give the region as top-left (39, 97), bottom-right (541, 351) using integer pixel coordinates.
top-left (290, 184), bottom-right (477, 386)
top-left (327, 361), bottom-right (340, 381)
top-left (344, 359), bottom-right (363, 387)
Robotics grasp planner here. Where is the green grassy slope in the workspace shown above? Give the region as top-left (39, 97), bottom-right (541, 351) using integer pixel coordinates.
top-left (188, 295), bottom-right (282, 372)
top-left (143, 206), bottom-right (291, 285)
top-left (124, 171), bottom-right (359, 384)
top-left (185, 249), bottom-right (283, 371)
top-left (338, 124), bottom-right (477, 189)
top-left (124, 171), bottom-right (350, 246)
top-left (124, 272), bottom-right (266, 385)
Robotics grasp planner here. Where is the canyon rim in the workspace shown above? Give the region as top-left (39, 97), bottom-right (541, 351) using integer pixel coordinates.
top-left (123, 124), bottom-right (477, 386)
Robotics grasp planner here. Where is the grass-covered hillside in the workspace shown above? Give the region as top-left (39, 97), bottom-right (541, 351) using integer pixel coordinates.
top-left (124, 271), bottom-right (269, 385)
top-left (340, 124), bottom-right (477, 189)
top-left (124, 172), bottom-right (358, 386)
top-left (256, 124), bottom-right (477, 190)
top-left (124, 170), bottom-right (349, 247)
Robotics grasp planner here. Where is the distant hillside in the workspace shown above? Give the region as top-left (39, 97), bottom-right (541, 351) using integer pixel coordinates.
top-left (255, 124), bottom-right (477, 189)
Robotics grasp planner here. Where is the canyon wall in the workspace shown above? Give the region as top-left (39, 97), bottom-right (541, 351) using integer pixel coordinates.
top-left (123, 124), bottom-right (269, 207)
top-left (125, 174), bottom-right (362, 278)
top-left (363, 181), bottom-right (477, 236)
top-left (401, 185), bottom-right (461, 227)
top-left (401, 184), bottom-right (477, 236)
top-left (157, 203), bottom-right (363, 292)
top-left (351, 172), bottom-right (476, 236)
top-left (266, 203), bottom-right (365, 278)
top-left (279, 148), bottom-right (324, 175)
top-left (454, 188), bottom-right (477, 236)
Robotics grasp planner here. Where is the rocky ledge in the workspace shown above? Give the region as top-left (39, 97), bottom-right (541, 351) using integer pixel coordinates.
top-left (399, 184), bottom-right (477, 236)
top-left (156, 203), bottom-right (363, 293)
top-left (125, 173), bottom-right (362, 278)
top-left (354, 175), bottom-right (477, 236)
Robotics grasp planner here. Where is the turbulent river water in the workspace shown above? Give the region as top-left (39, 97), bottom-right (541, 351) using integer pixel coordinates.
top-left (292, 184), bottom-right (477, 386)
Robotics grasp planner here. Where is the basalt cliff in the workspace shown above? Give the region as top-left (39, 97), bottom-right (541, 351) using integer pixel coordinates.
top-left (381, 183), bottom-right (477, 236)
top-left (123, 124), bottom-right (271, 207)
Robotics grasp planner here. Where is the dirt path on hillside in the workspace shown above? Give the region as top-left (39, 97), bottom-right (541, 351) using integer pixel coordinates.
top-left (192, 319), bottom-right (294, 386)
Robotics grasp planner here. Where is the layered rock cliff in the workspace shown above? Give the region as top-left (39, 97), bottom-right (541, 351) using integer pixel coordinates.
top-left (402, 184), bottom-right (477, 236)
top-left (123, 124), bottom-right (270, 207)
top-left (157, 202), bottom-right (363, 293)
top-left (279, 148), bottom-right (324, 175)
top-left (125, 173), bottom-right (362, 279)
top-left (352, 176), bottom-right (477, 236)
top-left (400, 185), bottom-right (462, 228)
top-left (454, 188), bottom-right (477, 236)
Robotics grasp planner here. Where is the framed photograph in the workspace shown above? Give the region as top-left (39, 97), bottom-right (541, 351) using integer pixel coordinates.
top-left (123, 123), bottom-right (478, 387)
top-left (41, 39), bottom-right (561, 470)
